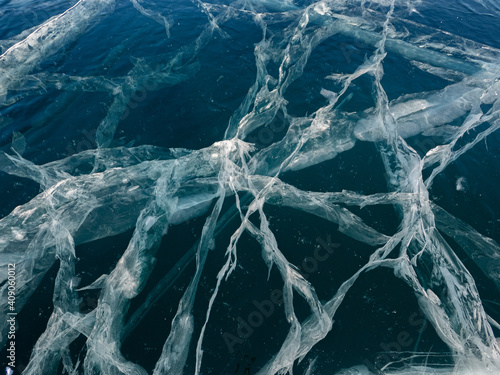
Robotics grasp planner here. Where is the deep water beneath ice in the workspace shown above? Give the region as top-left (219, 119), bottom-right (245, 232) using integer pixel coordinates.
top-left (1, 0), bottom-right (500, 374)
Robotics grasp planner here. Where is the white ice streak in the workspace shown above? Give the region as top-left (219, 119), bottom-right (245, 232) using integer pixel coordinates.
top-left (129, 0), bottom-right (172, 37)
top-left (0, 0), bottom-right (116, 98)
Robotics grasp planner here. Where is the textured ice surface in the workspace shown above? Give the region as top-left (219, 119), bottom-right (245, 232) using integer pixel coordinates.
top-left (0, 0), bottom-right (500, 374)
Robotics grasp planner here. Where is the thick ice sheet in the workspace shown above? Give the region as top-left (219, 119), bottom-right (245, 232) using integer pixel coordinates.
top-left (0, 0), bottom-right (499, 374)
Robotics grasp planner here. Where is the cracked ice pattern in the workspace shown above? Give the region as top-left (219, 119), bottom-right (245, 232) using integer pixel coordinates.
top-left (1, 0), bottom-right (500, 374)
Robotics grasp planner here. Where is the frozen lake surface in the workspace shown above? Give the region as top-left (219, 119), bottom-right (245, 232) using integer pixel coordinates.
top-left (1, 0), bottom-right (500, 374)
